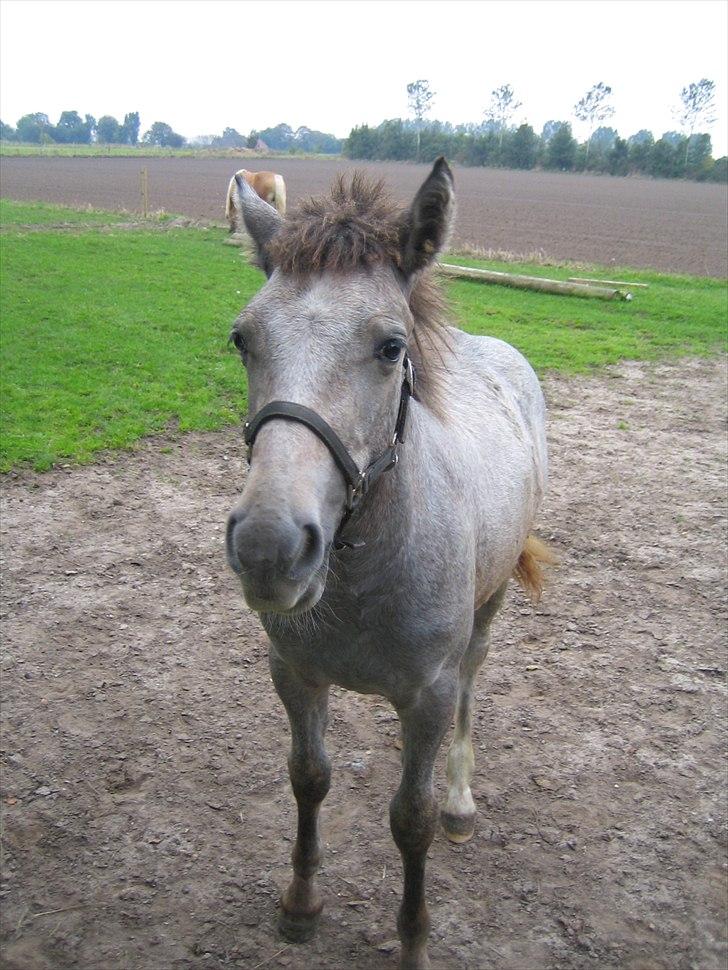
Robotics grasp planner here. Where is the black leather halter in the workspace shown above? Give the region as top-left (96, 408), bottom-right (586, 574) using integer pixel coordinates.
top-left (243, 356), bottom-right (415, 549)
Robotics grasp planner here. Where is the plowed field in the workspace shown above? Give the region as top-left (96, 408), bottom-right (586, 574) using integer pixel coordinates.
top-left (1, 156), bottom-right (726, 276)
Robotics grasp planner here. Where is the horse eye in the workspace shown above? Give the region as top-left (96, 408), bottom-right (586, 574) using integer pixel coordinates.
top-left (230, 330), bottom-right (247, 356)
top-left (379, 339), bottom-right (404, 362)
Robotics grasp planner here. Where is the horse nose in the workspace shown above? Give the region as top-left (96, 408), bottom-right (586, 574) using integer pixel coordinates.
top-left (226, 507), bottom-right (325, 588)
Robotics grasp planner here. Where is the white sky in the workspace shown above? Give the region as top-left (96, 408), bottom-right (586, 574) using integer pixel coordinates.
top-left (1, 0), bottom-right (726, 154)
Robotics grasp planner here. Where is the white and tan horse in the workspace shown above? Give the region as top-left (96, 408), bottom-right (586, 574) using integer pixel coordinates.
top-left (226, 159), bottom-right (552, 969)
top-left (225, 169), bottom-right (286, 231)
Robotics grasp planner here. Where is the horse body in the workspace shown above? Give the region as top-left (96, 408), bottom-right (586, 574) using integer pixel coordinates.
top-left (226, 159), bottom-right (549, 968)
top-left (261, 325), bottom-right (546, 700)
top-left (225, 168), bottom-right (286, 229)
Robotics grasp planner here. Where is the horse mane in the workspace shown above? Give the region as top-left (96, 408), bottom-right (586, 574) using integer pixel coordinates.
top-left (266, 173), bottom-right (450, 413)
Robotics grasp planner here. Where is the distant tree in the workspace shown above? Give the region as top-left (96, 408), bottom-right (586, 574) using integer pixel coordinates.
top-left (53, 110), bottom-right (93, 144)
top-left (590, 126), bottom-right (618, 154)
top-left (608, 137), bottom-right (629, 176)
top-left (660, 130), bottom-right (683, 148)
top-left (627, 130), bottom-right (654, 173)
top-left (344, 124), bottom-right (379, 159)
top-left (418, 120), bottom-right (455, 164)
top-left (628, 129), bottom-right (653, 145)
top-left (0, 120), bottom-right (17, 141)
top-left (407, 79), bottom-right (435, 161)
top-left (650, 136), bottom-right (681, 178)
top-left (577, 126), bottom-right (619, 172)
top-left (545, 122), bottom-right (577, 170)
top-left (96, 115), bottom-right (123, 143)
top-left (540, 121), bottom-right (563, 146)
top-left (407, 79), bottom-right (435, 122)
top-left (685, 133), bottom-right (713, 179)
top-left (212, 127), bottom-right (247, 148)
top-left (574, 82), bottom-right (614, 164)
top-left (122, 112), bottom-right (140, 146)
top-left (292, 127), bottom-right (342, 154)
top-left (455, 130), bottom-right (499, 167)
top-left (15, 112), bottom-right (52, 143)
top-left (257, 123), bottom-right (294, 150)
top-left (483, 83), bottom-right (522, 148)
top-left (708, 156), bottom-right (727, 182)
top-left (142, 121), bottom-right (185, 148)
top-left (504, 123), bottom-right (538, 169)
top-left (674, 79), bottom-right (716, 166)
top-left (378, 119), bottom-right (417, 161)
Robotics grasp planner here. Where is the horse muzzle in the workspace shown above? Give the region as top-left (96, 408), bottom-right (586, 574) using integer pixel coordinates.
top-left (226, 506), bottom-right (327, 614)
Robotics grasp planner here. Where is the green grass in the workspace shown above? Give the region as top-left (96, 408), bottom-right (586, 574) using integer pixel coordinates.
top-left (0, 198), bottom-right (180, 227)
top-left (0, 142), bottom-right (333, 159)
top-left (0, 142), bottom-right (240, 158)
top-left (0, 198), bottom-right (138, 226)
top-left (1, 202), bottom-right (726, 472)
top-left (1, 217), bottom-right (263, 471)
top-left (443, 255), bottom-right (727, 372)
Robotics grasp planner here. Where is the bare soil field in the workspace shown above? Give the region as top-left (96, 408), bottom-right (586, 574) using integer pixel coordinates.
top-left (1, 356), bottom-right (726, 970)
top-left (1, 156), bottom-right (726, 276)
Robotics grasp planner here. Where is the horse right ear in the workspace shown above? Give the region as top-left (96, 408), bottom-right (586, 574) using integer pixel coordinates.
top-left (233, 174), bottom-right (283, 277)
top-left (399, 156), bottom-right (455, 279)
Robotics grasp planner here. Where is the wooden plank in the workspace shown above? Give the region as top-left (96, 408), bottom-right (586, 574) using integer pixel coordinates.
top-left (437, 263), bottom-right (632, 301)
top-left (568, 276), bottom-right (648, 288)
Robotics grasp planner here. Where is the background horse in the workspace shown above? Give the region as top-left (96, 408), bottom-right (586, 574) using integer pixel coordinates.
top-left (226, 158), bottom-right (551, 969)
top-left (225, 168), bottom-right (286, 231)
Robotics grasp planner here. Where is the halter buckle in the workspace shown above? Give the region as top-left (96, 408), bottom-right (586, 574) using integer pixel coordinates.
top-left (404, 357), bottom-right (415, 395)
top-left (346, 473), bottom-right (368, 511)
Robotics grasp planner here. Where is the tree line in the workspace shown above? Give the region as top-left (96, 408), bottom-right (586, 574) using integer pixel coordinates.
top-left (345, 119), bottom-right (725, 181)
top-left (195, 123), bottom-right (343, 154)
top-left (345, 79), bottom-right (726, 182)
top-left (0, 111), bottom-right (186, 147)
top-left (0, 112), bottom-right (343, 154)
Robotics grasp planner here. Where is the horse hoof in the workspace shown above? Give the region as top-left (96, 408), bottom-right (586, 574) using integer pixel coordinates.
top-left (441, 809), bottom-right (476, 844)
top-left (278, 908), bottom-right (321, 943)
top-left (400, 947), bottom-right (431, 969)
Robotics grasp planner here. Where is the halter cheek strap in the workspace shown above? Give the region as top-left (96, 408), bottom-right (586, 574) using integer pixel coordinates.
top-left (243, 356), bottom-right (415, 549)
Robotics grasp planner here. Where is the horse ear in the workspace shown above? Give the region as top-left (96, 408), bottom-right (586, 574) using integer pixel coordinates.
top-left (399, 156), bottom-right (455, 278)
top-left (233, 174), bottom-right (283, 277)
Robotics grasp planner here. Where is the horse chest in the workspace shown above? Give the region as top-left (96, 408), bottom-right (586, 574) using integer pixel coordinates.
top-left (265, 587), bottom-right (471, 698)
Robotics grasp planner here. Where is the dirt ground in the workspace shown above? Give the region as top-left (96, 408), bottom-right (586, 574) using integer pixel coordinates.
top-left (1, 354), bottom-right (726, 970)
top-left (1, 156), bottom-right (726, 277)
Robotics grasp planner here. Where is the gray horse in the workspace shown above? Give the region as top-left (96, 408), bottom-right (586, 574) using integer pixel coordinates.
top-left (226, 158), bottom-right (550, 969)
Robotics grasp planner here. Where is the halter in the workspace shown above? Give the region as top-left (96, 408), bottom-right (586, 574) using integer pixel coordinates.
top-left (243, 355), bottom-right (415, 550)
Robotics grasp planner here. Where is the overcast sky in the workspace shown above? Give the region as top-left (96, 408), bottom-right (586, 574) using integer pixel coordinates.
top-left (1, 0), bottom-right (726, 154)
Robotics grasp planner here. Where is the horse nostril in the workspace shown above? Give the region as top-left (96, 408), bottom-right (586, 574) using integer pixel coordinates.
top-left (226, 508), bottom-right (246, 573)
top-left (288, 523), bottom-right (324, 581)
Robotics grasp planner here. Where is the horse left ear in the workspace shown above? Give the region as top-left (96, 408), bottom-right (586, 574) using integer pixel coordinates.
top-left (399, 156), bottom-right (455, 278)
top-left (233, 174), bottom-right (283, 277)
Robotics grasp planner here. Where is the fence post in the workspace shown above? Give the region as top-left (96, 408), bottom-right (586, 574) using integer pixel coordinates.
top-left (140, 167), bottom-right (149, 219)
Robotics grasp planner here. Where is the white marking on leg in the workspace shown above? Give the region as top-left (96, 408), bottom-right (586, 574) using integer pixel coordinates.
top-left (444, 692), bottom-right (476, 819)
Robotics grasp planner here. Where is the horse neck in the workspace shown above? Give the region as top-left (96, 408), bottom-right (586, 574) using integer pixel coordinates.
top-left (331, 400), bottom-right (429, 580)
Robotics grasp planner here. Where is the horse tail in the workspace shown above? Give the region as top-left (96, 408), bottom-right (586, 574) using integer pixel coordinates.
top-left (226, 170), bottom-right (250, 229)
top-left (273, 174), bottom-right (287, 216)
top-left (513, 535), bottom-right (557, 603)
top-left (225, 173), bottom-right (238, 226)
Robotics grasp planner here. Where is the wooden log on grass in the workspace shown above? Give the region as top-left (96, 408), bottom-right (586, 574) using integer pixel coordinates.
top-left (437, 262), bottom-right (633, 301)
top-left (568, 276), bottom-right (648, 288)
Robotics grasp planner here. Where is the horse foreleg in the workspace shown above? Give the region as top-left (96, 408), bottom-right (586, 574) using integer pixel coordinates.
top-left (442, 582), bottom-right (507, 843)
top-left (390, 673), bottom-right (457, 970)
top-left (269, 648), bottom-right (331, 943)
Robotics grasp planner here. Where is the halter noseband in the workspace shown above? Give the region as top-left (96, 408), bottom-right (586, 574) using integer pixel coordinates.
top-left (243, 356), bottom-right (415, 550)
